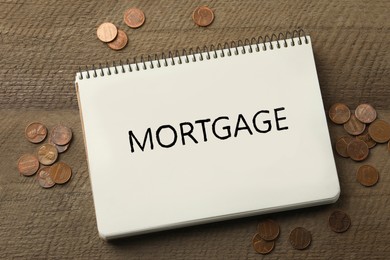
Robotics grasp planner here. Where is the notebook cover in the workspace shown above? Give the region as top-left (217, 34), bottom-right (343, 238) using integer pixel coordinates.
top-left (75, 35), bottom-right (340, 239)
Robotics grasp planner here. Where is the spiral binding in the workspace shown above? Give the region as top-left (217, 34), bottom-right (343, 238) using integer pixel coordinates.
top-left (78, 29), bottom-right (308, 80)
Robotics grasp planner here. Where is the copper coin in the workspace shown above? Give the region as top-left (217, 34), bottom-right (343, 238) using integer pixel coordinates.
top-left (192, 6), bottom-right (214, 27)
top-left (17, 154), bottom-right (39, 176)
top-left (356, 165), bottom-right (379, 187)
top-left (36, 167), bottom-right (55, 189)
top-left (257, 219), bottom-right (280, 241)
top-left (97, 22), bottom-right (118, 42)
top-left (343, 114), bottom-right (366, 136)
top-left (25, 122), bottom-right (47, 143)
top-left (329, 103), bottom-right (351, 124)
top-left (329, 210), bottom-right (351, 233)
top-left (49, 162), bottom-right (72, 184)
top-left (124, 8), bottom-right (145, 28)
top-left (355, 104), bottom-right (377, 123)
top-left (48, 134), bottom-right (70, 153)
top-left (107, 29), bottom-right (128, 51)
top-left (368, 119), bottom-right (390, 143)
top-left (356, 132), bottom-right (376, 149)
top-left (346, 139), bottom-right (369, 161)
top-left (37, 143), bottom-right (58, 166)
top-left (252, 233), bottom-right (275, 255)
top-left (335, 136), bottom-right (353, 158)
top-left (388, 141), bottom-right (390, 152)
top-left (51, 125), bottom-right (72, 145)
top-left (289, 227), bottom-right (311, 250)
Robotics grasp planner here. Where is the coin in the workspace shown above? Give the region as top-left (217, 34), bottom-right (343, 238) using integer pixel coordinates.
top-left (356, 132), bottom-right (376, 149)
top-left (51, 125), bottom-right (72, 145)
top-left (25, 122), bottom-right (47, 143)
top-left (97, 22), bottom-right (118, 42)
top-left (329, 210), bottom-right (351, 233)
top-left (192, 6), bottom-right (214, 27)
top-left (368, 119), bottom-right (390, 143)
top-left (257, 219), bottom-right (280, 241)
top-left (107, 29), bottom-right (128, 51)
top-left (335, 136), bottom-right (353, 158)
top-left (329, 103), bottom-right (351, 124)
top-left (289, 227), bottom-right (311, 250)
top-left (346, 139), bottom-right (369, 161)
top-left (17, 154), bottom-right (39, 176)
top-left (252, 233), bottom-right (275, 255)
top-left (36, 166), bottom-right (55, 189)
top-left (355, 104), bottom-right (377, 124)
top-left (356, 165), bottom-right (379, 187)
top-left (37, 143), bottom-right (58, 165)
top-left (343, 114), bottom-right (366, 136)
top-left (49, 162), bottom-right (72, 184)
top-left (388, 141), bottom-right (390, 152)
top-left (124, 8), bottom-right (145, 28)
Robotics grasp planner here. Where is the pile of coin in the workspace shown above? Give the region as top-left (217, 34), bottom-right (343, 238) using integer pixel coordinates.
top-left (329, 103), bottom-right (390, 187)
top-left (252, 219), bottom-right (316, 254)
top-left (252, 210), bottom-right (353, 254)
top-left (97, 22), bottom-right (129, 51)
top-left (97, 6), bottom-right (215, 51)
top-left (96, 7), bottom-right (146, 51)
top-left (252, 219), bottom-right (280, 254)
top-left (17, 122), bottom-right (73, 188)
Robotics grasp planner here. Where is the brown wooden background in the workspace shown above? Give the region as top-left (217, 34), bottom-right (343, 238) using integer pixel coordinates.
top-left (1, 0), bottom-right (389, 259)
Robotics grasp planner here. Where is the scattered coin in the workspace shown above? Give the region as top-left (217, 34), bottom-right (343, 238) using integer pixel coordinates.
top-left (257, 219), bottom-right (280, 241)
top-left (356, 132), bottom-right (376, 149)
top-left (37, 143), bottom-right (58, 165)
top-left (51, 125), bottom-right (72, 146)
top-left (124, 8), bottom-right (145, 28)
top-left (335, 136), bottom-right (353, 158)
top-left (97, 22), bottom-right (118, 42)
top-left (36, 167), bottom-right (55, 189)
top-left (346, 139), bottom-right (369, 161)
top-left (289, 227), bottom-right (311, 250)
top-left (328, 210), bottom-right (351, 233)
top-left (368, 119), bottom-right (390, 143)
top-left (108, 29), bottom-right (128, 51)
top-left (17, 154), bottom-right (40, 176)
top-left (252, 233), bottom-right (275, 255)
top-left (192, 6), bottom-right (214, 27)
top-left (355, 104), bottom-right (377, 124)
top-left (356, 165), bottom-right (379, 187)
top-left (343, 114), bottom-right (366, 136)
top-left (329, 103), bottom-right (351, 124)
top-left (25, 122), bottom-right (47, 143)
top-left (49, 162), bottom-right (72, 184)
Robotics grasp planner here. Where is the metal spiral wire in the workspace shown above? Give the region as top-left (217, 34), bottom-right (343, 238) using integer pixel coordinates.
top-left (78, 29), bottom-right (308, 80)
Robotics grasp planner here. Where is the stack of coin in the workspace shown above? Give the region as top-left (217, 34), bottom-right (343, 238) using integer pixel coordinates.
top-left (329, 103), bottom-right (390, 187)
top-left (97, 22), bottom-right (128, 51)
top-left (17, 122), bottom-right (73, 189)
top-left (252, 219), bottom-right (280, 255)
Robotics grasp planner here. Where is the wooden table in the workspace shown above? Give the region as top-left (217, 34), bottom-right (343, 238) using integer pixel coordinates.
top-left (1, 1), bottom-right (389, 259)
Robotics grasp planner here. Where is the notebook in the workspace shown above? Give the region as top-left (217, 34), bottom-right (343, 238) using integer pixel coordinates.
top-left (75, 30), bottom-right (340, 240)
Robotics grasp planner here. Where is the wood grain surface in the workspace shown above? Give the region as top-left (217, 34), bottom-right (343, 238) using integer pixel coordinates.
top-left (0, 0), bottom-right (389, 259)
